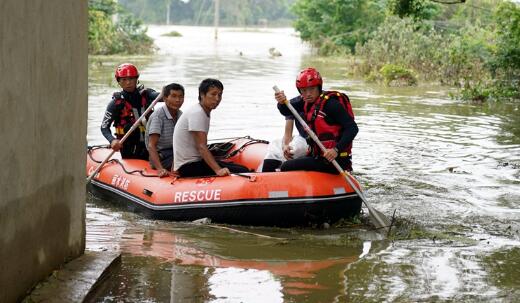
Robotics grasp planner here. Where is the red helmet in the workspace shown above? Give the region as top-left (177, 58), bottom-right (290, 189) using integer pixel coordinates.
top-left (115, 63), bottom-right (139, 79)
top-left (296, 67), bottom-right (322, 89)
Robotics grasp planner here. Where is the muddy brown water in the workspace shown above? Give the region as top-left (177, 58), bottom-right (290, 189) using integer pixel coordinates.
top-left (87, 26), bottom-right (520, 302)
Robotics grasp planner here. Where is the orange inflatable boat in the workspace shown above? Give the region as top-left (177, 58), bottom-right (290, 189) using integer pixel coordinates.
top-left (87, 137), bottom-right (362, 226)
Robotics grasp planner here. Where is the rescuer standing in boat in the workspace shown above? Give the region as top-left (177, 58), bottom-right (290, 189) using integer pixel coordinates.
top-left (275, 68), bottom-right (358, 173)
top-left (101, 63), bottom-right (159, 159)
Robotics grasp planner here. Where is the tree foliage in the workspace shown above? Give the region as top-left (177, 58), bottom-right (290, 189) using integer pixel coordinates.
top-left (88, 9), bottom-right (118, 54)
top-left (292, 0), bottom-right (385, 54)
top-left (492, 2), bottom-right (520, 75)
top-left (292, 0), bottom-right (518, 100)
top-left (88, 0), bottom-right (154, 55)
top-left (387, 0), bottom-right (440, 20)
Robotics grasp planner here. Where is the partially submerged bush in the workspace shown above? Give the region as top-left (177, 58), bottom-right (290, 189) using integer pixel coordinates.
top-left (380, 64), bottom-right (417, 86)
top-left (354, 17), bottom-right (447, 82)
top-left (162, 30), bottom-right (182, 37)
top-left (458, 83), bottom-right (491, 103)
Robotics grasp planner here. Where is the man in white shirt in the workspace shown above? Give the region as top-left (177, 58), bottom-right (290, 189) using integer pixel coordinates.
top-left (173, 78), bottom-right (249, 177)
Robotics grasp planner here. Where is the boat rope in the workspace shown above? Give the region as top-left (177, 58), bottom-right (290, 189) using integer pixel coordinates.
top-left (220, 136), bottom-right (269, 159)
top-left (209, 135), bottom-right (268, 145)
top-left (87, 135), bottom-right (269, 177)
top-left (193, 221), bottom-right (287, 241)
top-left (87, 145), bottom-right (159, 177)
top-left (209, 224), bottom-right (287, 241)
top-left (207, 136), bottom-right (245, 142)
top-left (108, 159), bottom-right (158, 177)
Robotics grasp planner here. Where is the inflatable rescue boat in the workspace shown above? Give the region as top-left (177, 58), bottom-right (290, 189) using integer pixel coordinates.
top-left (87, 137), bottom-right (362, 226)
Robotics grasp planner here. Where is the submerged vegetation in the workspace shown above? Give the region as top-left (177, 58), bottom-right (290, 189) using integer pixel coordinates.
top-left (162, 30), bottom-right (183, 37)
top-left (388, 218), bottom-right (477, 245)
top-left (379, 64), bottom-right (417, 86)
top-left (292, 0), bottom-right (520, 102)
top-left (88, 0), bottom-right (154, 55)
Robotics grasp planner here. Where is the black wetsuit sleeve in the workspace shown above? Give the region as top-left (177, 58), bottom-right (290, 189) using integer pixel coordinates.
top-left (146, 89), bottom-right (160, 107)
top-left (323, 97), bottom-right (358, 152)
top-left (101, 100), bottom-right (117, 143)
top-left (145, 89), bottom-right (159, 119)
top-left (277, 96), bottom-right (304, 117)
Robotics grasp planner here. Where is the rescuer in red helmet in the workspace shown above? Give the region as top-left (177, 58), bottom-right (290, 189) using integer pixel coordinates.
top-left (266, 67), bottom-right (358, 174)
top-left (101, 63), bottom-right (159, 159)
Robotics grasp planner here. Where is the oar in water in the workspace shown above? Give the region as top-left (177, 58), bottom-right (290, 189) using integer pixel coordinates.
top-left (272, 86), bottom-right (392, 232)
top-left (86, 92), bottom-right (163, 184)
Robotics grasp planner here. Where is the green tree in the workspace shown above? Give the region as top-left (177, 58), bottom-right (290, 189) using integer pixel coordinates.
top-left (88, 0), bottom-right (154, 55)
top-left (492, 2), bottom-right (520, 75)
top-left (354, 16), bottom-right (447, 80)
top-left (88, 8), bottom-right (118, 54)
top-left (387, 0), bottom-right (440, 20)
top-left (292, 0), bottom-right (385, 54)
top-left (488, 2), bottom-right (520, 99)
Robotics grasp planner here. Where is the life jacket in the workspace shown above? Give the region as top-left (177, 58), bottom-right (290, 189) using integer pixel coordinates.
top-left (112, 89), bottom-right (149, 141)
top-left (304, 91), bottom-right (355, 158)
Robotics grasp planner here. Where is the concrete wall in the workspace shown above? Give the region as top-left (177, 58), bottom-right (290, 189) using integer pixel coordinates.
top-left (0, 1), bottom-right (87, 302)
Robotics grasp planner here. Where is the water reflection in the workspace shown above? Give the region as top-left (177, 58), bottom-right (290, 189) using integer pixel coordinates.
top-left (483, 247), bottom-right (520, 299)
top-left (342, 239), bottom-right (520, 302)
top-left (88, 200), bottom-right (372, 302)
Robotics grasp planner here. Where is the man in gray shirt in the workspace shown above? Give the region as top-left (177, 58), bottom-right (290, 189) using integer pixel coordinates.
top-left (145, 83), bottom-right (184, 177)
top-left (173, 78), bottom-right (248, 177)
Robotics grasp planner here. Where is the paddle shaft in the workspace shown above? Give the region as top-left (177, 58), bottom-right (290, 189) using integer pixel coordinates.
top-left (272, 86), bottom-right (390, 230)
top-left (86, 92), bottom-right (163, 184)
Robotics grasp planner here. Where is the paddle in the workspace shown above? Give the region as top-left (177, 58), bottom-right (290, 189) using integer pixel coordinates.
top-left (86, 92), bottom-right (163, 184)
top-left (272, 86), bottom-right (391, 232)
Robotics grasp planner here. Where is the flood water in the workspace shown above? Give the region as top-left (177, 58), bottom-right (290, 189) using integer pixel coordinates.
top-left (87, 26), bottom-right (520, 302)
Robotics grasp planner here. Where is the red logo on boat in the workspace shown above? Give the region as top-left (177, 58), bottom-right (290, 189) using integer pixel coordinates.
top-left (195, 177), bottom-right (216, 186)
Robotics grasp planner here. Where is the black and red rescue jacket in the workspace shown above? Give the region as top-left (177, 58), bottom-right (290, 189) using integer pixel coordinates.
top-left (277, 90), bottom-right (358, 159)
top-left (100, 88), bottom-right (158, 144)
top-left (304, 91), bottom-right (355, 157)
